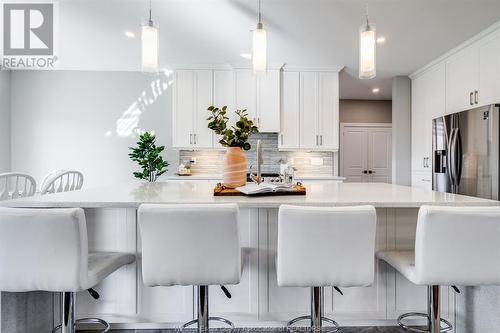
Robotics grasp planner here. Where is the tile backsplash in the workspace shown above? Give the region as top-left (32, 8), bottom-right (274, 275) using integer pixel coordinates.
top-left (179, 133), bottom-right (337, 176)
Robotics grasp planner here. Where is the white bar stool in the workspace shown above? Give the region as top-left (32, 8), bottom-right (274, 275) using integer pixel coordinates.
top-left (277, 205), bottom-right (377, 332)
top-left (138, 203), bottom-right (242, 333)
top-left (0, 207), bottom-right (136, 333)
top-left (377, 206), bottom-right (500, 333)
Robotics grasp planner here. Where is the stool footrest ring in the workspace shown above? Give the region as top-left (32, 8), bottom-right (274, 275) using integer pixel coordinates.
top-left (181, 316), bottom-right (235, 332)
top-left (398, 312), bottom-right (452, 333)
top-left (286, 315), bottom-right (339, 333)
top-left (52, 317), bottom-right (110, 333)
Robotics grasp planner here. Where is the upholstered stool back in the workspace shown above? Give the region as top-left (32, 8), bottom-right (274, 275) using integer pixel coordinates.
top-left (138, 203), bottom-right (241, 287)
top-left (415, 206), bottom-right (500, 286)
top-left (277, 205), bottom-right (377, 287)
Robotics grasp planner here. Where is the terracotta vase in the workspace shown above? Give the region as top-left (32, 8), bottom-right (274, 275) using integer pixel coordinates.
top-left (223, 147), bottom-right (247, 188)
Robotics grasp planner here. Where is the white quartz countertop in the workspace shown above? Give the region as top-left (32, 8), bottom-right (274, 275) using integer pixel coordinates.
top-left (166, 175), bottom-right (346, 181)
top-left (1, 181), bottom-right (498, 209)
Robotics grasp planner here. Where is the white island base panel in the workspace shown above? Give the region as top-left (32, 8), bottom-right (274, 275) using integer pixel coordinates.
top-left (73, 207), bottom-right (454, 330)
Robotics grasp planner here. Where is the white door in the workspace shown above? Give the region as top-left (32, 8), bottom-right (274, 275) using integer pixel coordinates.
top-left (341, 127), bottom-right (368, 182)
top-left (479, 31), bottom-right (500, 107)
top-left (280, 71), bottom-right (300, 149)
top-left (300, 72), bottom-right (319, 149)
top-left (318, 72), bottom-right (339, 150)
top-left (234, 69), bottom-right (257, 122)
top-left (341, 125), bottom-right (392, 183)
top-left (193, 70), bottom-right (214, 148)
top-left (445, 45), bottom-right (479, 114)
top-left (173, 70), bottom-right (195, 148)
top-left (257, 70), bottom-right (280, 132)
top-left (368, 128), bottom-right (392, 183)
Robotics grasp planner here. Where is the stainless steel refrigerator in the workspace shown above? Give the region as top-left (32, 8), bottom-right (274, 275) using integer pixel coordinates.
top-left (432, 104), bottom-right (500, 333)
top-left (432, 104), bottom-right (500, 200)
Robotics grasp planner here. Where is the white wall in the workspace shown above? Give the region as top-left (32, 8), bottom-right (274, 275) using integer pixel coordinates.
top-left (0, 70), bottom-right (11, 173)
top-left (10, 70), bottom-right (178, 189)
top-left (391, 76), bottom-right (412, 186)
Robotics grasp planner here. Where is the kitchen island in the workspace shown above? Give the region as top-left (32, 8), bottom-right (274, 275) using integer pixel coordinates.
top-left (1, 181), bottom-right (498, 330)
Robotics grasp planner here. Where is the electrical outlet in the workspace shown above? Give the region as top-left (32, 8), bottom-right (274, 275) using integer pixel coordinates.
top-left (311, 158), bottom-right (323, 166)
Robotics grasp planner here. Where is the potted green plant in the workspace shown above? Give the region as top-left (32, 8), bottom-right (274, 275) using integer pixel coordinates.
top-left (207, 106), bottom-right (259, 188)
top-left (128, 132), bottom-right (169, 182)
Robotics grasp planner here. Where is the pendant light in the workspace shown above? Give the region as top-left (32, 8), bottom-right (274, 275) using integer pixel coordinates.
top-left (359, 5), bottom-right (376, 79)
top-left (142, 0), bottom-right (159, 73)
top-left (252, 0), bottom-right (267, 73)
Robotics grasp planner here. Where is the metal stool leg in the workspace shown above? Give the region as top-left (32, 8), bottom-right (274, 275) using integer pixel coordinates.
top-left (52, 292), bottom-right (110, 333)
top-left (181, 285), bottom-right (235, 333)
top-left (286, 287), bottom-right (339, 333)
top-left (61, 292), bottom-right (75, 333)
top-left (397, 286), bottom-right (452, 333)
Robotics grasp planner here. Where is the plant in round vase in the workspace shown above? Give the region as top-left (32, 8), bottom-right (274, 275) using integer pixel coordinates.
top-left (128, 132), bottom-right (169, 182)
top-left (207, 106), bottom-right (259, 188)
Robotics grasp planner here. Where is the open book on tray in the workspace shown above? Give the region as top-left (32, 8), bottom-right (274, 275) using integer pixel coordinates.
top-left (235, 182), bottom-right (295, 195)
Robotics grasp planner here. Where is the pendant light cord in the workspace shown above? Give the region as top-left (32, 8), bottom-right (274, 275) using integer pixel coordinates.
top-left (149, 0), bottom-right (152, 24)
top-left (258, 0), bottom-right (262, 24)
top-left (365, 2), bottom-right (369, 26)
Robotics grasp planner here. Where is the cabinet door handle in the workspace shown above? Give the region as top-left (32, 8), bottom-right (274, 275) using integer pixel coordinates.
top-left (475, 90), bottom-right (479, 104)
top-left (423, 157), bottom-right (426, 168)
top-left (194, 133), bottom-right (197, 145)
top-left (280, 134), bottom-right (283, 145)
top-left (189, 134), bottom-right (192, 145)
top-left (316, 135), bottom-right (318, 146)
top-left (319, 135), bottom-right (323, 145)
top-left (257, 117), bottom-right (260, 126)
top-left (470, 92), bottom-right (474, 105)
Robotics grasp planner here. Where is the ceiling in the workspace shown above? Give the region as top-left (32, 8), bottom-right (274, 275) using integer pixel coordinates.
top-left (45, 0), bottom-right (500, 99)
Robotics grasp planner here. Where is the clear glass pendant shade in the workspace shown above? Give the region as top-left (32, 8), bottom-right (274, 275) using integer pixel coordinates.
top-left (359, 23), bottom-right (376, 79)
top-left (141, 22), bottom-right (159, 73)
top-left (253, 23), bottom-right (267, 73)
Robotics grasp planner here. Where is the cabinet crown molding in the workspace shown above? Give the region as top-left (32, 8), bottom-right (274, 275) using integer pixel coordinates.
top-left (282, 65), bottom-right (344, 72)
top-left (171, 64), bottom-right (233, 70)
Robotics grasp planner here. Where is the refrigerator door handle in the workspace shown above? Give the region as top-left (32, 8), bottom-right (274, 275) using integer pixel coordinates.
top-left (447, 128), bottom-right (457, 187)
top-left (454, 128), bottom-right (463, 186)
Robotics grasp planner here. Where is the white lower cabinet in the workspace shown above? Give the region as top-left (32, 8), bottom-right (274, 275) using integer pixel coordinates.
top-left (411, 171), bottom-right (433, 191)
top-left (78, 207), bottom-right (453, 328)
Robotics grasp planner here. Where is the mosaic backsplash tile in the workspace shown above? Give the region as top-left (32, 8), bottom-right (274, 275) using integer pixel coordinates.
top-left (179, 133), bottom-right (336, 176)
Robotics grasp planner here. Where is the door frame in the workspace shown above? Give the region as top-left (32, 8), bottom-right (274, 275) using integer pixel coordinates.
top-left (340, 122), bottom-right (392, 180)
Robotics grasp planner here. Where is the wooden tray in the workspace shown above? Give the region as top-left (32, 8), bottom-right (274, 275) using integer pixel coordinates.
top-left (214, 183), bottom-right (306, 197)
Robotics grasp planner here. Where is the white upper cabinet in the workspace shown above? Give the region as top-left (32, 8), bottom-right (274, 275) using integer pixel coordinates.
top-left (281, 69), bottom-right (340, 151)
top-left (173, 70), bottom-right (195, 148)
top-left (234, 68), bottom-right (281, 132)
top-left (256, 71), bottom-right (281, 132)
top-left (213, 70), bottom-right (234, 147)
top-left (234, 69), bottom-right (257, 121)
top-left (479, 31), bottom-right (500, 106)
top-left (318, 72), bottom-right (339, 150)
top-left (300, 72), bottom-right (320, 149)
top-left (193, 70), bottom-right (215, 149)
top-left (280, 72), bottom-right (300, 149)
top-left (445, 29), bottom-right (500, 113)
top-left (173, 69), bottom-right (235, 149)
top-left (445, 45), bottom-right (479, 114)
